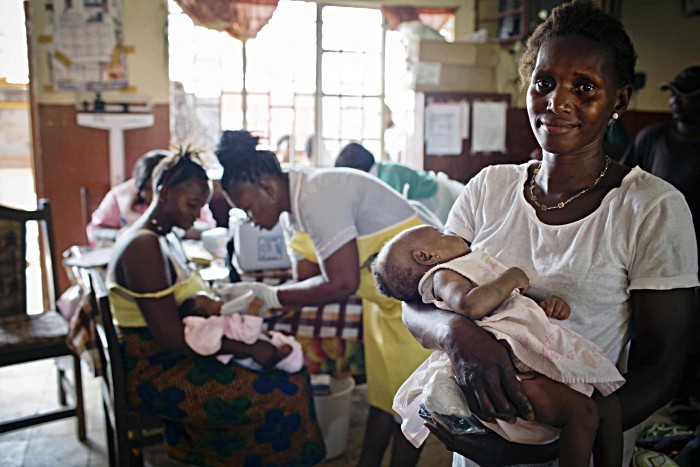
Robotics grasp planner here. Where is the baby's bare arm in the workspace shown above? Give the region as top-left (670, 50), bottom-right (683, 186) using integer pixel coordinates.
top-left (433, 267), bottom-right (529, 320)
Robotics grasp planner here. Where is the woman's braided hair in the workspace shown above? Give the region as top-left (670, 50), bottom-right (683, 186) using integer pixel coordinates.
top-left (152, 144), bottom-right (209, 191)
top-left (518, 0), bottom-right (637, 89)
top-left (215, 130), bottom-right (283, 190)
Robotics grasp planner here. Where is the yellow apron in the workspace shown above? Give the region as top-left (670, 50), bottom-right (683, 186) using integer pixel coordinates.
top-left (288, 216), bottom-right (432, 414)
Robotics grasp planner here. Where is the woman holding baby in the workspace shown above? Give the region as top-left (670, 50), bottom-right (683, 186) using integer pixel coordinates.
top-left (105, 148), bottom-right (325, 466)
top-left (402, 2), bottom-right (698, 466)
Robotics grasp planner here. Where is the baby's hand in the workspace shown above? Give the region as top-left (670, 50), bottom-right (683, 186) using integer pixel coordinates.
top-left (538, 295), bottom-right (570, 320)
top-left (249, 340), bottom-right (292, 369)
top-left (191, 292), bottom-right (223, 316)
top-left (505, 267), bottom-right (529, 293)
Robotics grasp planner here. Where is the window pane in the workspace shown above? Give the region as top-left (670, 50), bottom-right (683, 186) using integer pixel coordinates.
top-left (246, 1), bottom-right (317, 93)
top-left (270, 108), bottom-right (295, 150)
top-left (322, 96), bottom-right (340, 139)
top-left (294, 95), bottom-right (315, 147)
top-left (221, 93), bottom-right (243, 131)
top-left (322, 6), bottom-right (382, 54)
top-left (221, 40), bottom-right (244, 92)
top-left (340, 107), bottom-right (362, 139)
top-left (363, 98), bottom-right (382, 139)
top-left (246, 94), bottom-right (271, 144)
top-left (322, 52), bottom-right (381, 96)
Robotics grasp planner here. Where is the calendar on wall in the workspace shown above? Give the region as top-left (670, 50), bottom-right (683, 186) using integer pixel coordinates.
top-left (43, 0), bottom-right (128, 91)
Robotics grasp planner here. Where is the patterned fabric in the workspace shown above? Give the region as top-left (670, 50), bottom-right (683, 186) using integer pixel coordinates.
top-left (0, 218), bottom-right (25, 317)
top-left (121, 327), bottom-right (325, 466)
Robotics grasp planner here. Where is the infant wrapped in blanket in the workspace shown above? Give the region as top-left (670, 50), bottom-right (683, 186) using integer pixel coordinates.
top-left (179, 282), bottom-right (303, 372)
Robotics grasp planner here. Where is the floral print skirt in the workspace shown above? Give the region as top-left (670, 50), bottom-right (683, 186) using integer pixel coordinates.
top-left (121, 328), bottom-right (326, 466)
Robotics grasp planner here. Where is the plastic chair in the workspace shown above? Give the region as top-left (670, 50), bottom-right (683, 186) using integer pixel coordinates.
top-left (0, 199), bottom-right (86, 440)
top-left (86, 269), bottom-right (162, 467)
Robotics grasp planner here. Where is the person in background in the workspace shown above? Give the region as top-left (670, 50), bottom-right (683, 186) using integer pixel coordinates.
top-left (106, 148), bottom-right (325, 466)
top-left (86, 149), bottom-right (215, 246)
top-left (621, 65), bottom-right (700, 434)
top-left (275, 134), bottom-right (291, 164)
top-left (402, 2), bottom-right (698, 466)
top-left (335, 142), bottom-right (464, 223)
top-left (215, 130), bottom-right (432, 467)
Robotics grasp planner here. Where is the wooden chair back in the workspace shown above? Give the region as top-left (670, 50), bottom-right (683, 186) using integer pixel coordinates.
top-left (0, 200), bottom-right (85, 440)
top-left (87, 269), bottom-right (162, 467)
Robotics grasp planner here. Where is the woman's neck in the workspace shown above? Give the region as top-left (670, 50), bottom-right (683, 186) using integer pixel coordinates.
top-left (537, 150), bottom-right (608, 194)
top-left (142, 205), bottom-right (173, 235)
top-left (278, 172), bottom-right (292, 213)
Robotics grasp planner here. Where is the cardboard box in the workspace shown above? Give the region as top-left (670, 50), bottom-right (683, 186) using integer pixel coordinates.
top-left (409, 62), bottom-right (497, 93)
top-left (408, 40), bottom-right (500, 67)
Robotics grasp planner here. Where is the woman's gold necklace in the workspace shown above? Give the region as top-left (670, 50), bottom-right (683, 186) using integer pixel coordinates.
top-left (528, 156), bottom-right (611, 211)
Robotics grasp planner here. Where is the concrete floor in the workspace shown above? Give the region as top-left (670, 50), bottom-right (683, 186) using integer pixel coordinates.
top-left (0, 359), bottom-right (453, 467)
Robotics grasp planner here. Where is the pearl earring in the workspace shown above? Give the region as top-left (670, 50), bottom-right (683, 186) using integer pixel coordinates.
top-left (612, 112), bottom-right (619, 120)
top-left (150, 218), bottom-right (164, 233)
top-left (608, 112), bottom-right (619, 126)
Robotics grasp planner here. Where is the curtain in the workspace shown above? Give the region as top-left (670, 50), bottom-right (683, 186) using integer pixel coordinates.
top-left (381, 6), bottom-right (456, 32)
top-left (174, 0), bottom-right (278, 41)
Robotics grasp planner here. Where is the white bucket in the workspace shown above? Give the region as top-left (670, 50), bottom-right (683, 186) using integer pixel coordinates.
top-left (313, 376), bottom-right (356, 460)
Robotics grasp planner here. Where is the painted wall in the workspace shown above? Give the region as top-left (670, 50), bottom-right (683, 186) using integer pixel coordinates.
top-left (622, 0), bottom-right (700, 112)
top-left (28, 0), bottom-right (170, 290)
top-left (492, 1), bottom-right (700, 110)
top-left (32, 0), bottom-right (170, 105)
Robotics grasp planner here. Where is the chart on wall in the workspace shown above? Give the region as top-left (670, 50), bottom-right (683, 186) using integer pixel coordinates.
top-left (43, 0), bottom-right (128, 91)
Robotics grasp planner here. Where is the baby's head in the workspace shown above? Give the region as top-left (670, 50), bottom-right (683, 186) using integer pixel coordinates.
top-left (372, 225), bottom-right (470, 302)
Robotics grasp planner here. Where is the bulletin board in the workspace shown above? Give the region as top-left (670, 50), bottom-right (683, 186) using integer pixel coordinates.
top-left (42, 0), bottom-right (128, 91)
top-left (423, 92), bottom-right (524, 184)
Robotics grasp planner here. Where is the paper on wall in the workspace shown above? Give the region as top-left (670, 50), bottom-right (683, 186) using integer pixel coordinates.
top-left (425, 102), bottom-right (463, 156)
top-left (460, 101), bottom-right (470, 139)
top-left (471, 101), bottom-right (507, 153)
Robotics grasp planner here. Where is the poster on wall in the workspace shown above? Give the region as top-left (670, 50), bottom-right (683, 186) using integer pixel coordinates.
top-left (44, 0), bottom-right (128, 91)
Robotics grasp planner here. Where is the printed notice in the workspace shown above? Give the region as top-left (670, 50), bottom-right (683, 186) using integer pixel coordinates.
top-left (472, 101), bottom-right (507, 153)
top-left (425, 102), bottom-right (463, 156)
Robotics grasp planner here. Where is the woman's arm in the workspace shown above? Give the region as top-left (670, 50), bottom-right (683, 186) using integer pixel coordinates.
top-left (119, 234), bottom-right (287, 362)
top-left (290, 258), bottom-right (321, 281)
top-left (403, 301), bottom-right (534, 423)
top-left (276, 239), bottom-right (360, 306)
top-left (617, 287), bottom-right (695, 429)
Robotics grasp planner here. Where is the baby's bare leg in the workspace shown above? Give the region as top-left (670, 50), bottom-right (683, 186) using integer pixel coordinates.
top-left (520, 374), bottom-right (599, 467)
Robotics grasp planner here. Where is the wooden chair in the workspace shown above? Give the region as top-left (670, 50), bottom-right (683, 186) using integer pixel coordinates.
top-left (0, 199), bottom-right (86, 440)
top-left (86, 269), bottom-right (162, 467)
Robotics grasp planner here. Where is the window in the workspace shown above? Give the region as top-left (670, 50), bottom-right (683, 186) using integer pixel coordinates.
top-left (168, 1), bottom-right (452, 167)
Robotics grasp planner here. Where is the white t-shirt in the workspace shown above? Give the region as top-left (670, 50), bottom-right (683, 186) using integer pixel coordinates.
top-left (284, 167), bottom-right (417, 261)
top-left (445, 161), bottom-right (699, 467)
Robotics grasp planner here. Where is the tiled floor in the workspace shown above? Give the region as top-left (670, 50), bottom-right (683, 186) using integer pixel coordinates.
top-left (0, 359), bottom-right (453, 467)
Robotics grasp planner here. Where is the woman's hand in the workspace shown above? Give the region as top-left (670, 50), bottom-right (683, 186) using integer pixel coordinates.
top-left (222, 282), bottom-right (282, 310)
top-left (425, 418), bottom-right (558, 466)
top-left (445, 319), bottom-right (534, 424)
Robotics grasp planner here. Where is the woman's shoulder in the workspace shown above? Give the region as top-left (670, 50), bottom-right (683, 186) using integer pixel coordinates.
top-left (112, 229), bottom-right (162, 263)
top-left (619, 167), bottom-right (685, 206)
top-left (473, 162), bottom-right (533, 183)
